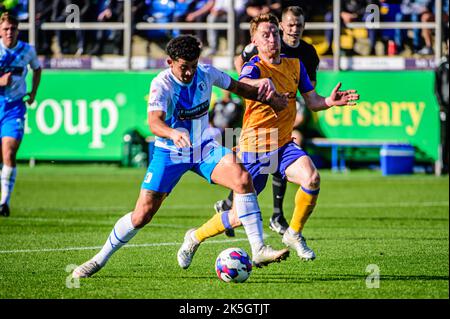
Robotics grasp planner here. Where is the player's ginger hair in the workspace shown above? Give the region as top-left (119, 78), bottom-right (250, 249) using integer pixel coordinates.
top-left (249, 13), bottom-right (280, 39)
top-left (0, 12), bottom-right (19, 26)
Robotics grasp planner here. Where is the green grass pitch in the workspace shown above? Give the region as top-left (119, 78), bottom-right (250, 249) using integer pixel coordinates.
top-left (0, 164), bottom-right (448, 299)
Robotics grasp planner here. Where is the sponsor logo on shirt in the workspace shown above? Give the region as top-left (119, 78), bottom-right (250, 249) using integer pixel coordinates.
top-left (177, 100), bottom-right (210, 120)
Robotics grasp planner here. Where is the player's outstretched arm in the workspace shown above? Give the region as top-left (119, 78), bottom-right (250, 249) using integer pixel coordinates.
top-left (302, 82), bottom-right (360, 112)
top-left (227, 78), bottom-right (288, 110)
top-left (26, 67), bottom-right (42, 105)
top-left (148, 111), bottom-right (191, 148)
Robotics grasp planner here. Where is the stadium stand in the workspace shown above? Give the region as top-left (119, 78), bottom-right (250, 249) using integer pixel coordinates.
top-left (10, 0), bottom-right (447, 66)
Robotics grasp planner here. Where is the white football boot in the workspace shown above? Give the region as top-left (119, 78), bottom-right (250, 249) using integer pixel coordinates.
top-left (72, 259), bottom-right (102, 278)
top-left (177, 228), bottom-right (200, 269)
top-left (252, 245), bottom-right (290, 268)
top-left (282, 230), bottom-right (316, 260)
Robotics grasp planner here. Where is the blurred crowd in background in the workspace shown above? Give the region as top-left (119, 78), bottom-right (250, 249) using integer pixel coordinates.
top-left (0, 0), bottom-right (448, 57)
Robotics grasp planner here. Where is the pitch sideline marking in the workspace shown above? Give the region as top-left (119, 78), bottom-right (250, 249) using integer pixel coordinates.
top-left (0, 234), bottom-right (261, 254)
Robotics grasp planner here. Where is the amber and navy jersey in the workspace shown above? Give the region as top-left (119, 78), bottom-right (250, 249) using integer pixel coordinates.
top-left (238, 54), bottom-right (314, 152)
top-left (147, 64), bottom-right (231, 152)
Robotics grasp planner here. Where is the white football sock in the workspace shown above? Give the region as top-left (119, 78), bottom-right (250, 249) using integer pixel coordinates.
top-left (92, 212), bottom-right (138, 266)
top-left (234, 193), bottom-right (264, 256)
top-left (1, 165), bottom-right (17, 205)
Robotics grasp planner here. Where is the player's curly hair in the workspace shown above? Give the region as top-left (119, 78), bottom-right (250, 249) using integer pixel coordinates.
top-left (250, 13), bottom-right (280, 38)
top-left (166, 35), bottom-right (202, 62)
top-left (0, 12), bottom-right (19, 26)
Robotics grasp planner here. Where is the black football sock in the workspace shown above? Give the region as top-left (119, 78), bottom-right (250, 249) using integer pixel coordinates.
top-left (272, 175), bottom-right (287, 217)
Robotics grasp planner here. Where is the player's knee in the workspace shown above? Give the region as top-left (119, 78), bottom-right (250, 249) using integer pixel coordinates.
top-left (232, 170), bottom-right (253, 194)
top-left (304, 170), bottom-right (321, 190)
top-left (2, 149), bottom-right (17, 166)
top-left (132, 208), bottom-right (156, 228)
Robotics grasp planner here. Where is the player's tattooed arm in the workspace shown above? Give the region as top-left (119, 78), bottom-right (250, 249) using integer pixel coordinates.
top-left (227, 78), bottom-right (288, 110)
top-left (148, 111), bottom-right (191, 148)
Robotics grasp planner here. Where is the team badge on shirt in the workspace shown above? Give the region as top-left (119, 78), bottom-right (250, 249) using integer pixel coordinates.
top-left (198, 82), bottom-right (206, 92)
top-left (241, 65), bottom-right (254, 77)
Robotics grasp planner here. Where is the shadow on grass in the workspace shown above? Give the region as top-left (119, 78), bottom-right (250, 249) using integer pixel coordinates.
top-left (245, 273), bottom-right (449, 284)
top-left (110, 272), bottom-right (448, 284)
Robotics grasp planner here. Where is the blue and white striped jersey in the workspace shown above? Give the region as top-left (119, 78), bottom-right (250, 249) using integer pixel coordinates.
top-left (0, 40), bottom-right (41, 103)
top-left (148, 64), bottom-right (231, 152)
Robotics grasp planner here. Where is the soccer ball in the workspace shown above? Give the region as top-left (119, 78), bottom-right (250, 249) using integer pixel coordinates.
top-left (215, 247), bottom-right (252, 283)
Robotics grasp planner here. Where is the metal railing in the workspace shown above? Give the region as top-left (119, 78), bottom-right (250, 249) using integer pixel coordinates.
top-left (17, 0), bottom-right (445, 71)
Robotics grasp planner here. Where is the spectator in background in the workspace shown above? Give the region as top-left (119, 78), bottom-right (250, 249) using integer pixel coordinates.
top-left (205, 0), bottom-right (246, 56)
top-left (238, 0), bottom-right (281, 51)
top-left (397, 0), bottom-right (435, 55)
top-left (11, 0), bottom-right (26, 21)
top-left (245, 0), bottom-right (281, 17)
top-left (88, 0), bottom-right (116, 55)
top-left (108, 0), bottom-right (145, 55)
top-left (186, 0), bottom-right (215, 45)
top-left (110, 0), bottom-right (124, 55)
top-left (52, 0), bottom-right (90, 56)
top-left (378, 0), bottom-right (403, 55)
top-left (173, 0), bottom-right (215, 44)
top-left (172, 0), bottom-right (195, 37)
top-left (142, 0), bottom-right (175, 42)
top-left (0, 1), bottom-right (18, 14)
top-left (324, 0), bottom-right (380, 55)
top-left (35, 0), bottom-right (53, 56)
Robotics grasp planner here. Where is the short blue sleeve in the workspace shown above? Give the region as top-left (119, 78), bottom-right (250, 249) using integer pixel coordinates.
top-left (299, 61), bottom-right (314, 94)
top-left (238, 62), bottom-right (261, 80)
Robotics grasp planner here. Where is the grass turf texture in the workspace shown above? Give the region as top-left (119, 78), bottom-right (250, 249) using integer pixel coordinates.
top-left (0, 164), bottom-right (448, 299)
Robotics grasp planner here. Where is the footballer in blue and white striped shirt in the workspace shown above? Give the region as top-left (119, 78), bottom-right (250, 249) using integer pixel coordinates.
top-left (0, 12), bottom-right (42, 217)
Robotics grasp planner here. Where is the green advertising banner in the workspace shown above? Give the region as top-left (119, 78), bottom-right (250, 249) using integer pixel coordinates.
top-left (20, 71), bottom-right (153, 161)
top-left (314, 71), bottom-right (440, 161)
top-left (18, 70), bottom-right (440, 162)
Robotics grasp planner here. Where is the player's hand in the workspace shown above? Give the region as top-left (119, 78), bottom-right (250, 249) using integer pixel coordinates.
top-left (186, 13), bottom-right (196, 22)
top-left (326, 82), bottom-right (360, 107)
top-left (257, 78), bottom-right (276, 101)
top-left (0, 72), bottom-right (12, 87)
top-left (98, 8), bottom-right (112, 21)
top-left (170, 129), bottom-right (192, 148)
top-left (25, 92), bottom-right (36, 105)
